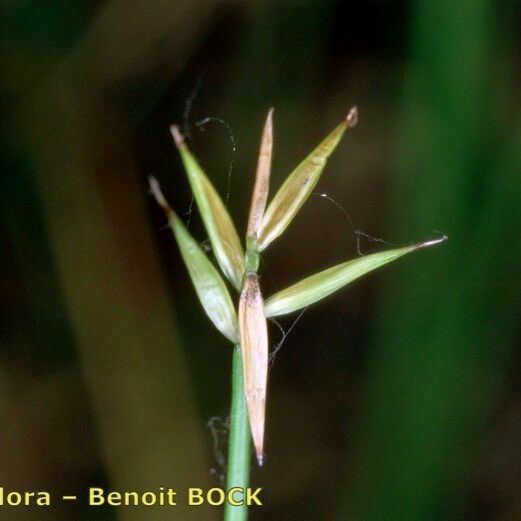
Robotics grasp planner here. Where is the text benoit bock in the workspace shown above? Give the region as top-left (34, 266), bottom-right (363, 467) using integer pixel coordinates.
top-left (0, 487), bottom-right (262, 507)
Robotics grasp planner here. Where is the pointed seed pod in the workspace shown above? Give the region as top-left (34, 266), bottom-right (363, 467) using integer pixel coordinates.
top-left (171, 126), bottom-right (245, 290)
top-left (149, 177), bottom-right (238, 343)
top-left (264, 235), bottom-right (447, 318)
top-left (239, 272), bottom-right (268, 465)
top-left (247, 108), bottom-right (274, 242)
top-left (257, 107), bottom-right (358, 251)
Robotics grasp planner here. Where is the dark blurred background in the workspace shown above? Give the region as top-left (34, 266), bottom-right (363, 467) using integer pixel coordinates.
top-left (1, 1), bottom-right (520, 520)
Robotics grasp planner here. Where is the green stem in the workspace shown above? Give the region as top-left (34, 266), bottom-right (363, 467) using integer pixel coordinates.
top-left (224, 345), bottom-right (251, 521)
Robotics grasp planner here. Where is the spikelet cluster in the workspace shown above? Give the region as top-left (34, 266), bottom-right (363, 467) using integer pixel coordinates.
top-left (149, 107), bottom-right (446, 465)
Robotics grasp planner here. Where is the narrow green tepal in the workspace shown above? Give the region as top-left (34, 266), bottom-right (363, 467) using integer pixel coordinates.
top-left (170, 126), bottom-right (245, 290)
top-left (264, 236), bottom-right (447, 318)
top-left (149, 177), bottom-right (239, 343)
top-left (257, 107), bottom-right (358, 251)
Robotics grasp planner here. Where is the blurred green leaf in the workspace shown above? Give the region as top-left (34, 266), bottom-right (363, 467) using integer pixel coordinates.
top-left (345, 2), bottom-right (501, 520)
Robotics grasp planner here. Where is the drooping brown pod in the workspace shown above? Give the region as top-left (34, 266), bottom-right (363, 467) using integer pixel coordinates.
top-left (238, 272), bottom-right (268, 465)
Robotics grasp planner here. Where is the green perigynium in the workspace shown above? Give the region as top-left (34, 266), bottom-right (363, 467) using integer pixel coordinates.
top-left (171, 126), bottom-right (245, 290)
top-left (149, 177), bottom-right (238, 343)
top-left (256, 106), bottom-right (358, 251)
top-left (264, 239), bottom-right (446, 317)
top-left (149, 106), bottom-right (447, 474)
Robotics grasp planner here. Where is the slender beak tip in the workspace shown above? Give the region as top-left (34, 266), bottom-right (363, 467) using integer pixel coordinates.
top-left (147, 176), bottom-right (172, 214)
top-left (256, 453), bottom-right (265, 467)
top-left (265, 108), bottom-right (274, 130)
top-left (414, 233), bottom-right (449, 250)
top-left (346, 106), bottom-right (358, 127)
top-left (148, 175), bottom-right (157, 189)
top-left (170, 125), bottom-right (185, 146)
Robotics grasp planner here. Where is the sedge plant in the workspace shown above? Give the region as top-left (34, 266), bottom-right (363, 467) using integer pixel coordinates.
top-left (148, 107), bottom-right (446, 520)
